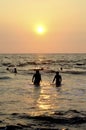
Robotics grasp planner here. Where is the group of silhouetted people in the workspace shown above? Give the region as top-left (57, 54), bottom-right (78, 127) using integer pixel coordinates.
top-left (6, 66), bottom-right (62, 87)
top-left (6, 67), bottom-right (17, 74)
top-left (32, 70), bottom-right (62, 87)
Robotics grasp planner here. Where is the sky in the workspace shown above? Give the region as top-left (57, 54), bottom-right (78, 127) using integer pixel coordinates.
top-left (0, 0), bottom-right (86, 53)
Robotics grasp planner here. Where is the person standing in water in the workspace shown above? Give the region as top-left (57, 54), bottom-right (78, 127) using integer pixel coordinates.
top-left (52, 71), bottom-right (62, 87)
top-left (32, 70), bottom-right (42, 86)
top-left (14, 67), bottom-right (17, 73)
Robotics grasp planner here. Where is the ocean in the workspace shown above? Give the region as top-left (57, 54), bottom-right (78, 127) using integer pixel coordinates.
top-left (0, 53), bottom-right (86, 130)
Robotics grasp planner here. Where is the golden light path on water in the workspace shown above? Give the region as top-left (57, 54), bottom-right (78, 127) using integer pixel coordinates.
top-left (37, 88), bottom-right (52, 110)
top-left (24, 81), bottom-right (63, 116)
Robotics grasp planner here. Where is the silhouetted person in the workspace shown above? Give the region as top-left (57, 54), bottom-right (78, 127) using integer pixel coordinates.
top-left (32, 70), bottom-right (41, 86)
top-left (14, 67), bottom-right (17, 73)
top-left (60, 67), bottom-right (63, 71)
top-left (6, 67), bottom-right (9, 71)
top-left (52, 71), bottom-right (62, 87)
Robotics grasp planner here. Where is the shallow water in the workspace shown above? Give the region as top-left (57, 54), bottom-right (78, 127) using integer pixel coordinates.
top-left (0, 53), bottom-right (86, 130)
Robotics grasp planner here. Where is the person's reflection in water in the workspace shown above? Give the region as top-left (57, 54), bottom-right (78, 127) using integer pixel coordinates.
top-left (32, 70), bottom-right (42, 86)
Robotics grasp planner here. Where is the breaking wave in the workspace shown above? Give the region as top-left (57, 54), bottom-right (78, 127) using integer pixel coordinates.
top-left (0, 110), bottom-right (86, 130)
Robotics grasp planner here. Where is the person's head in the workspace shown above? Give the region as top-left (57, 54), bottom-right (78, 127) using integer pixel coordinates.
top-left (56, 71), bottom-right (59, 75)
top-left (6, 67), bottom-right (9, 71)
top-left (36, 70), bottom-right (39, 73)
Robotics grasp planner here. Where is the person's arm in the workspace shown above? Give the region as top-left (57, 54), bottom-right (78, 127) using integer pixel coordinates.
top-left (32, 74), bottom-right (35, 82)
top-left (40, 74), bottom-right (42, 81)
top-left (52, 75), bottom-right (56, 83)
top-left (59, 75), bottom-right (62, 83)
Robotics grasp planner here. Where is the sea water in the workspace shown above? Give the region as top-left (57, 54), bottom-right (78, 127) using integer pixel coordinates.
top-left (0, 53), bottom-right (86, 130)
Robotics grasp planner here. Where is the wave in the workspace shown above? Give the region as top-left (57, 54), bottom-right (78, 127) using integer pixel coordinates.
top-left (0, 110), bottom-right (86, 130)
top-left (16, 110), bottom-right (86, 125)
top-left (2, 63), bottom-right (15, 67)
top-left (17, 61), bottom-right (37, 67)
top-left (60, 70), bottom-right (86, 75)
top-left (14, 68), bottom-right (86, 76)
top-left (37, 67), bottom-right (86, 75)
top-left (0, 76), bottom-right (11, 80)
top-left (2, 67), bottom-right (86, 76)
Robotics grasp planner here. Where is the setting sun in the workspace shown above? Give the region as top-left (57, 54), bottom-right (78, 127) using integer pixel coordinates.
top-left (35, 25), bottom-right (46, 35)
top-left (37, 26), bottom-right (44, 33)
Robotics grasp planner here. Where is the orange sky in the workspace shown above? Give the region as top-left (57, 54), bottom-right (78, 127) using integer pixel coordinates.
top-left (0, 0), bottom-right (86, 53)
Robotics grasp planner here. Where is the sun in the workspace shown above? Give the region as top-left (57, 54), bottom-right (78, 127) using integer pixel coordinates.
top-left (37, 27), bottom-right (44, 33)
top-left (35, 25), bottom-right (45, 35)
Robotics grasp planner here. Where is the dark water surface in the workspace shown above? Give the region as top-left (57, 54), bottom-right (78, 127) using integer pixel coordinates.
top-left (0, 54), bottom-right (86, 130)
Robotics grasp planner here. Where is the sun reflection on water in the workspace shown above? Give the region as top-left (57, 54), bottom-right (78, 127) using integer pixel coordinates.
top-left (25, 81), bottom-right (62, 116)
top-left (36, 82), bottom-right (57, 111)
top-left (37, 94), bottom-right (51, 110)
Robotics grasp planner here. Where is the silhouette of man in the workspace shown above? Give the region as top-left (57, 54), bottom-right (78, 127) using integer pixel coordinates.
top-left (52, 71), bottom-right (62, 87)
top-left (32, 70), bottom-right (42, 86)
top-left (14, 67), bottom-right (17, 73)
